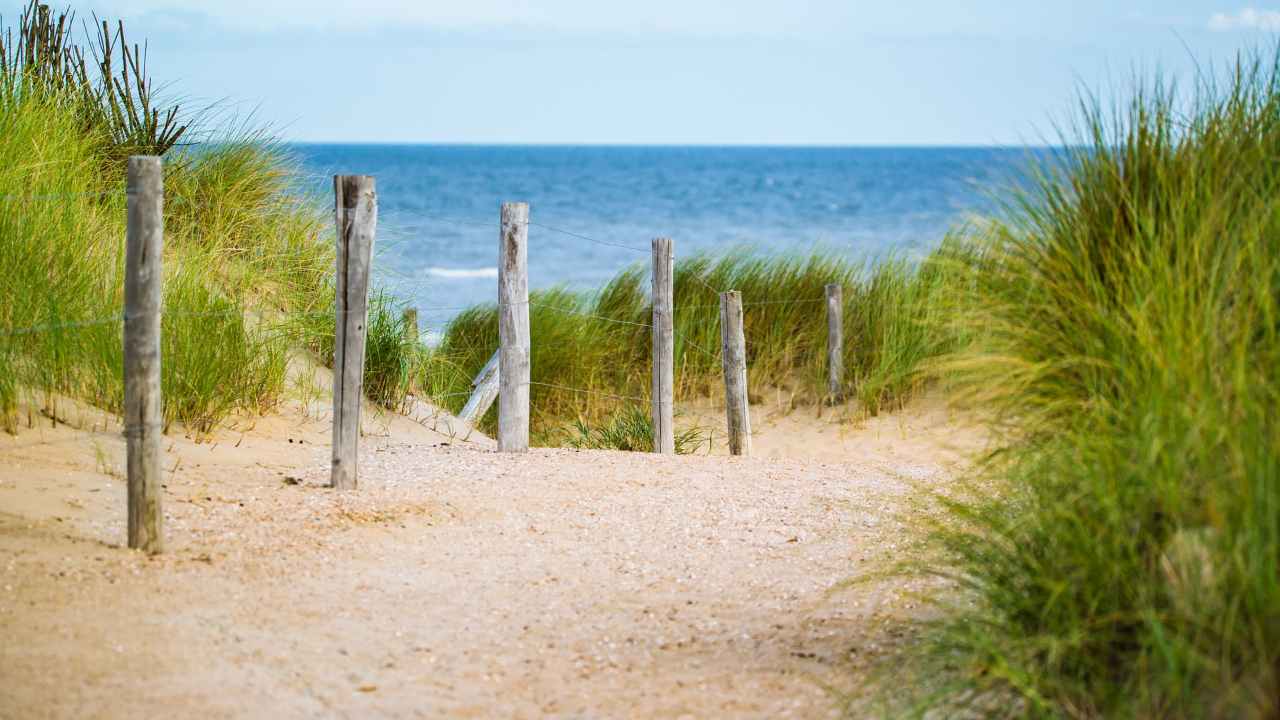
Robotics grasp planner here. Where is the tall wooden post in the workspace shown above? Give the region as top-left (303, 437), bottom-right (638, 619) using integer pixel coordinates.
top-left (402, 307), bottom-right (419, 345)
top-left (651, 238), bottom-right (675, 454)
top-left (331, 176), bottom-right (377, 490)
top-left (720, 290), bottom-right (751, 456)
top-left (825, 283), bottom-right (844, 402)
top-left (498, 202), bottom-right (530, 452)
top-left (124, 156), bottom-right (164, 553)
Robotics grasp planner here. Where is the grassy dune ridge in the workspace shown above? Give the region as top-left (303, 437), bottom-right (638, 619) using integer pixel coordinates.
top-left (418, 248), bottom-right (965, 439)
top-left (888, 55), bottom-right (1280, 717)
top-left (0, 2), bottom-right (424, 433)
top-left (0, 87), bottom-right (333, 432)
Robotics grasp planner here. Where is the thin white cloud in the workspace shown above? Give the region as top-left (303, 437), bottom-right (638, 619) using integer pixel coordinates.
top-left (102, 0), bottom-right (840, 35)
top-left (1209, 8), bottom-right (1280, 31)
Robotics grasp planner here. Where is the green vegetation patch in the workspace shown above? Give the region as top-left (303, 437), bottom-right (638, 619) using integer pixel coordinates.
top-left (419, 249), bottom-right (959, 437)
top-left (886, 53), bottom-right (1280, 718)
top-left (558, 405), bottom-right (710, 455)
top-left (0, 2), bottom-right (331, 433)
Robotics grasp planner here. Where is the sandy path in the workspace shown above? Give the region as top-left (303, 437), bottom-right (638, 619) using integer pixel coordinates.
top-left (0, 396), bottom-right (977, 718)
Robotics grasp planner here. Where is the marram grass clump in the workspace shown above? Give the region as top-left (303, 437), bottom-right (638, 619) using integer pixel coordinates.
top-left (559, 405), bottom-right (710, 454)
top-left (0, 3), bottom-right (335, 434)
top-left (885, 52), bottom-right (1280, 718)
top-left (294, 287), bottom-right (428, 412)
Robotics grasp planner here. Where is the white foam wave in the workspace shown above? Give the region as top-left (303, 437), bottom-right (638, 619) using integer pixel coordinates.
top-left (424, 267), bottom-right (498, 279)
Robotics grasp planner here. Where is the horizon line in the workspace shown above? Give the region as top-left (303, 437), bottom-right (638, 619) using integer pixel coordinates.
top-left (283, 140), bottom-right (1062, 149)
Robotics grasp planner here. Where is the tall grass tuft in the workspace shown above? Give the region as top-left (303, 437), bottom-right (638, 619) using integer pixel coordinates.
top-left (0, 1), bottom-right (189, 159)
top-left (559, 405), bottom-right (709, 454)
top-left (892, 52), bottom-right (1280, 718)
top-left (0, 4), bottom-right (332, 435)
top-left (291, 287), bottom-right (426, 411)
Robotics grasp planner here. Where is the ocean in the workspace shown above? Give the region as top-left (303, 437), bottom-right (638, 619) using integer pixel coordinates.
top-left (290, 145), bottom-right (1036, 331)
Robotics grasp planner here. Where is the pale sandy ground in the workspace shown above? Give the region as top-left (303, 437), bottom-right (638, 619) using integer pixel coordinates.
top-left (0, 385), bottom-right (984, 719)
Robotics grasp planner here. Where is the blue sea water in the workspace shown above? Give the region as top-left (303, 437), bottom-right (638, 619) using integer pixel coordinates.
top-left (290, 145), bottom-right (1036, 331)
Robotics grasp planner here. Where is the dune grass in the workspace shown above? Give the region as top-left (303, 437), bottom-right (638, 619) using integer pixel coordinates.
top-left (559, 405), bottom-right (710, 454)
top-left (293, 287), bottom-right (426, 411)
top-left (418, 248), bottom-right (960, 439)
top-left (0, 3), bottom-right (345, 434)
top-left (887, 53), bottom-right (1280, 718)
top-left (0, 90), bottom-right (325, 433)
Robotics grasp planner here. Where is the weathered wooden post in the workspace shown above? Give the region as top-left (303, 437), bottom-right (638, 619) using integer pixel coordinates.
top-left (498, 202), bottom-right (530, 452)
top-left (124, 156), bottom-right (164, 553)
top-left (331, 176), bottom-right (377, 490)
top-left (825, 283), bottom-right (844, 403)
top-left (719, 290), bottom-right (751, 456)
top-left (459, 349), bottom-right (500, 425)
top-left (651, 237), bottom-right (675, 454)
top-left (402, 307), bottom-right (419, 345)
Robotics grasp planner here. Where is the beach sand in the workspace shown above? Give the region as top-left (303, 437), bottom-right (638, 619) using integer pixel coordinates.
top-left (0, 385), bottom-right (984, 718)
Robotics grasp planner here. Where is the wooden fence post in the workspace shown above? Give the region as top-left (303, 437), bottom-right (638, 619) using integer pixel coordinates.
top-left (402, 307), bottom-right (419, 345)
top-left (651, 237), bottom-right (675, 454)
top-left (124, 155), bottom-right (164, 554)
top-left (720, 290), bottom-right (751, 456)
top-left (459, 349), bottom-right (501, 425)
top-left (825, 283), bottom-right (844, 403)
top-left (331, 176), bottom-right (377, 490)
top-left (498, 202), bottom-right (530, 452)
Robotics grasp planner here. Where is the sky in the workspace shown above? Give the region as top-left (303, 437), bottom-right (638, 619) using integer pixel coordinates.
top-left (13, 1), bottom-right (1280, 145)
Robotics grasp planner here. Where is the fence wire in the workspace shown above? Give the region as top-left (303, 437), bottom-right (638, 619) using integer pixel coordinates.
top-left (678, 297), bottom-right (827, 310)
top-left (673, 330), bottom-right (720, 359)
top-left (0, 190), bottom-right (119, 201)
top-left (378, 207), bottom-right (657, 259)
top-left (526, 381), bottom-right (649, 404)
top-left (0, 316), bottom-right (124, 337)
top-left (528, 221), bottom-right (650, 253)
top-left (527, 301), bottom-right (653, 329)
top-left (0, 305), bottom-right (478, 339)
